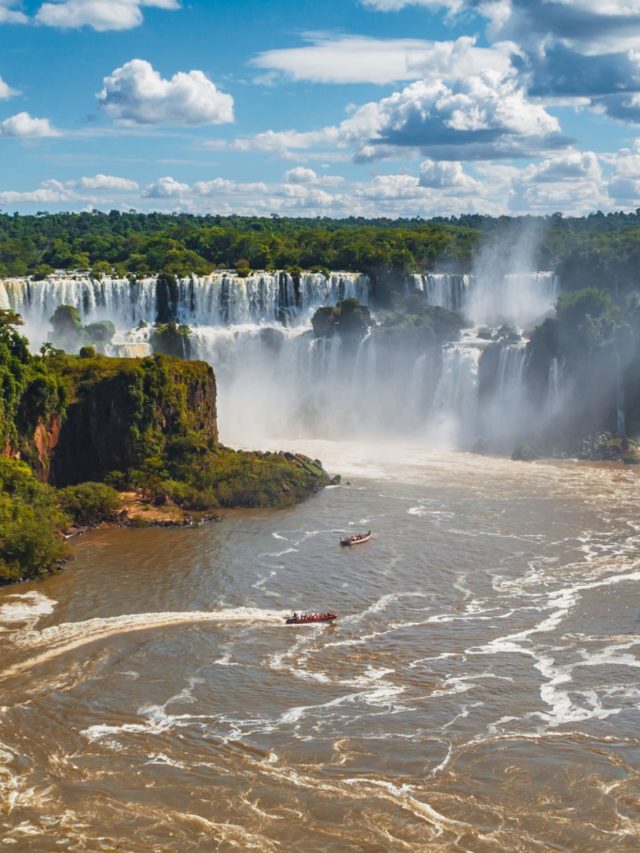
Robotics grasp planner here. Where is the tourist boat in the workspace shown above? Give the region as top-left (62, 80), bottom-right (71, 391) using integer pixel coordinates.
top-left (340, 530), bottom-right (372, 547)
top-left (285, 612), bottom-right (337, 625)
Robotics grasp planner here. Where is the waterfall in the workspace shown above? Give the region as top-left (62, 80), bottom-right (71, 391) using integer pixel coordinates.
top-left (477, 342), bottom-right (529, 448)
top-left (415, 271), bottom-right (558, 328)
top-left (496, 344), bottom-right (528, 409)
top-left (615, 347), bottom-right (626, 438)
top-left (0, 269), bottom-right (568, 449)
top-left (414, 273), bottom-right (471, 313)
top-left (547, 357), bottom-right (562, 416)
top-left (430, 340), bottom-right (482, 448)
top-left (0, 271), bottom-right (370, 349)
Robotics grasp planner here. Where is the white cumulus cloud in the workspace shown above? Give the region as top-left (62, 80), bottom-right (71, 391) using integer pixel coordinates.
top-left (0, 179), bottom-right (75, 205)
top-left (361, 0), bottom-right (462, 11)
top-left (0, 77), bottom-right (17, 99)
top-left (0, 1), bottom-right (28, 24)
top-left (76, 174), bottom-right (139, 190)
top-left (419, 159), bottom-right (480, 190)
top-left (98, 59), bottom-right (234, 126)
top-left (0, 112), bottom-right (59, 137)
top-left (608, 140), bottom-right (640, 203)
top-left (510, 149), bottom-right (607, 213)
top-left (35, 0), bottom-right (180, 31)
top-left (228, 70), bottom-right (565, 163)
top-left (284, 167), bottom-right (319, 184)
top-left (142, 176), bottom-right (190, 198)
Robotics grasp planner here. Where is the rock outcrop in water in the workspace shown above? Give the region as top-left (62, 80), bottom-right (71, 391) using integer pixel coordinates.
top-left (311, 298), bottom-right (372, 344)
top-left (149, 323), bottom-right (193, 359)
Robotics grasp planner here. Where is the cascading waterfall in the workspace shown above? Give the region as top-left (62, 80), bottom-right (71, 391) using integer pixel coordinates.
top-left (547, 358), bottom-right (563, 416)
top-left (0, 269), bottom-right (568, 448)
top-left (413, 273), bottom-right (471, 313)
top-left (414, 271), bottom-right (558, 328)
top-left (615, 347), bottom-right (627, 438)
top-left (0, 276), bottom-right (159, 342)
top-left (0, 271), bottom-right (369, 349)
top-left (430, 341), bottom-right (482, 447)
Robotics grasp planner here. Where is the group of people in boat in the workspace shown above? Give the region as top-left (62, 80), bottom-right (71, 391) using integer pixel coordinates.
top-left (340, 530), bottom-right (372, 547)
top-left (286, 611), bottom-right (337, 624)
top-left (286, 529), bottom-right (372, 623)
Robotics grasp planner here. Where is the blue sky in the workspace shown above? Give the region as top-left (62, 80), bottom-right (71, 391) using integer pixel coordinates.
top-left (1, 0), bottom-right (640, 216)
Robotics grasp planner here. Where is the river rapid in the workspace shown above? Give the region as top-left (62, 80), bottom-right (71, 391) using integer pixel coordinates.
top-left (1, 443), bottom-right (640, 851)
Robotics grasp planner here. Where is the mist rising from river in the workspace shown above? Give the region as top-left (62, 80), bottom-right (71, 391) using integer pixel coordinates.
top-left (2, 261), bottom-right (566, 451)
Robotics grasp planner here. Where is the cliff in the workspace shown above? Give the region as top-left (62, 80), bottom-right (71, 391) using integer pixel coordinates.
top-left (1, 339), bottom-right (332, 583)
top-left (13, 352), bottom-right (331, 510)
top-left (49, 354), bottom-right (218, 486)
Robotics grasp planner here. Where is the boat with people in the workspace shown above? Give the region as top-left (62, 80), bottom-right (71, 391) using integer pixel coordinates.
top-left (285, 612), bottom-right (337, 625)
top-left (340, 530), bottom-right (372, 547)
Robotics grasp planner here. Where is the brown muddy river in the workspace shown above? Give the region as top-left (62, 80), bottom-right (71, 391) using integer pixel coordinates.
top-left (1, 443), bottom-right (640, 851)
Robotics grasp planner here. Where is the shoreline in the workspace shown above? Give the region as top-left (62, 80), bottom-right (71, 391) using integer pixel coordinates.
top-left (2, 449), bottom-right (637, 589)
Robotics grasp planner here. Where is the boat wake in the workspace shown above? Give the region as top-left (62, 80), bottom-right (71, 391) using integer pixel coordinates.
top-left (3, 607), bottom-right (288, 679)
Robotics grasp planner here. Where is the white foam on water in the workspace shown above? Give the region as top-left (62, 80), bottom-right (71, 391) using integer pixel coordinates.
top-left (144, 753), bottom-right (188, 770)
top-left (407, 506), bottom-right (455, 520)
top-left (469, 567), bottom-right (640, 727)
top-left (4, 607), bottom-right (288, 679)
top-left (260, 547), bottom-right (298, 558)
top-left (252, 570), bottom-right (277, 591)
top-left (342, 591), bottom-right (429, 626)
top-left (83, 679), bottom-right (213, 745)
top-left (343, 777), bottom-right (468, 832)
top-left (432, 672), bottom-right (513, 699)
top-left (0, 592), bottom-right (56, 628)
top-left (214, 652), bottom-right (240, 667)
top-left (276, 680), bottom-right (408, 730)
top-left (407, 506), bottom-right (429, 517)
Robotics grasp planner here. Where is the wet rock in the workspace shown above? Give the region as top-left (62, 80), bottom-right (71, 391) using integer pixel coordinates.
top-left (472, 438), bottom-right (490, 455)
top-left (511, 444), bottom-right (539, 461)
top-left (259, 327), bottom-right (285, 353)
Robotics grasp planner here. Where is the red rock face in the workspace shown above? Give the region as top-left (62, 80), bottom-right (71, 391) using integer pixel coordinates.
top-left (31, 415), bottom-right (62, 481)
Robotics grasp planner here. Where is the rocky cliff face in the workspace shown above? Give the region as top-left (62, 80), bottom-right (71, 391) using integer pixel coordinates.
top-left (48, 355), bottom-right (217, 487)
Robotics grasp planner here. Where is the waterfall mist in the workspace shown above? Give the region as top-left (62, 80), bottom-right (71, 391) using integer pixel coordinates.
top-left (0, 257), bottom-right (576, 452)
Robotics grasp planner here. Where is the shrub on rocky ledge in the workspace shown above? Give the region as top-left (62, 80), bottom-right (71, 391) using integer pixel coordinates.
top-left (58, 482), bottom-right (122, 525)
top-left (0, 458), bottom-right (70, 583)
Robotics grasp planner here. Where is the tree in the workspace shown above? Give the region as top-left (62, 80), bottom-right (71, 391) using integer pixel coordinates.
top-left (49, 305), bottom-right (85, 351)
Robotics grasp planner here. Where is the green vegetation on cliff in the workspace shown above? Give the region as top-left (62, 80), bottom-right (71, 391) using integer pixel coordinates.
top-left (311, 298), bottom-right (373, 341)
top-left (0, 458), bottom-right (69, 583)
top-left (0, 309), bottom-right (66, 474)
top-left (0, 311), bottom-right (332, 584)
top-left (48, 305), bottom-right (116, 354)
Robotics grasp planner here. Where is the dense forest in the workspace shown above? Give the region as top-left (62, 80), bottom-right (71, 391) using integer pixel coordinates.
top-left (1, 210), bottom-right (640, 294)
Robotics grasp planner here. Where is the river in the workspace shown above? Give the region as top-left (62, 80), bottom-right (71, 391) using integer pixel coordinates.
top-left (1, 442), bottom-right (639, 850)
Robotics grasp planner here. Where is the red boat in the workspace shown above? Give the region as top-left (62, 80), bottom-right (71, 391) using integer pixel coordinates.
top-left (285, 612), bottom-right (337, 625)
top-left (340, 530), bottom-right (372, 547)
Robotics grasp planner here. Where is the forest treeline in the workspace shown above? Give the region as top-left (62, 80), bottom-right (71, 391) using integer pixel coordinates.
top-left (1, 210), bottom-right (640, 292)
